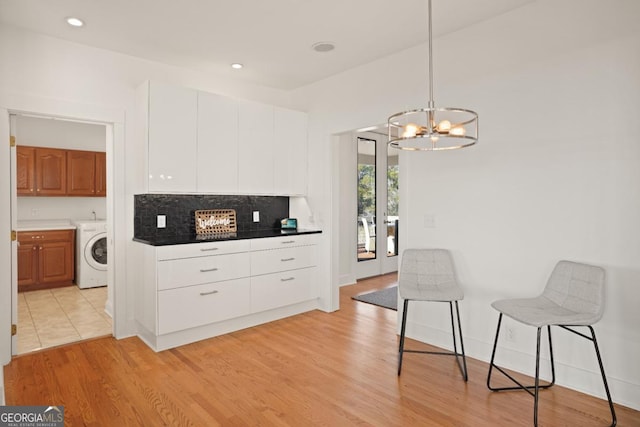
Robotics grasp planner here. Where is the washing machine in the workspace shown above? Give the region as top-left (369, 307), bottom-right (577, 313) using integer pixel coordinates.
top-left (74, 220), bottom-right (107, 288)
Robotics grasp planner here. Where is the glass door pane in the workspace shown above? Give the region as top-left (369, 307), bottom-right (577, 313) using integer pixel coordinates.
top-left (357, 137), bottom-right (376, 262)
top-left (387, 144), bottom-right (399, 257)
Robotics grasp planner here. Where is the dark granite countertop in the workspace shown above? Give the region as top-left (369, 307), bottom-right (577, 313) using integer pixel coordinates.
top-left (133, 228), bottom-right (322, 246)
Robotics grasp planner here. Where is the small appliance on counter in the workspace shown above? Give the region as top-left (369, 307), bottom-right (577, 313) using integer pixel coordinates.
top-left (280, 218), bottom-right (297, 230)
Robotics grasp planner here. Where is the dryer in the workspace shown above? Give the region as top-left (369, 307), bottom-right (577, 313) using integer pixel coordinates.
top-left (74, 220), bottom-right (107, 288)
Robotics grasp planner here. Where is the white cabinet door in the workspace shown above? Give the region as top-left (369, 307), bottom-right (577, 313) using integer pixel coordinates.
top-left (197, 92), bottom-right (238, 193)
top-left (274, 107), bottom-right (308, 195)
top-left (250, 245), bottom-right (316, 277)
top-left (158, 278), bottom-right (251, 334)
top-left (251, 267), bottom-right (316, 313)
top-left (238, 100), bottom-right (274, 194)
top-left (157, 252), bottom-right (250, 291)
top-left (148, 81), bottom-right (198, 192)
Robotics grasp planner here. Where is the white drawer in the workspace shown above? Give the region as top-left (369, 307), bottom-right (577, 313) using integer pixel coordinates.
top-left (251, 267), bottom-right (316, 313)
top-left (250, 234), bottom-right (318, 251)
top-left (158, 278), bottom-right (251, 334)
top-left (158, 252), bottom-right (250, 290)
top-left (157, 239), bottom-right (250, 261)
top-left (251, 245), bottom-right (315, 276)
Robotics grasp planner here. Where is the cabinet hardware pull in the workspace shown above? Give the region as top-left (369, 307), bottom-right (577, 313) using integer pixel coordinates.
top-left (280, 277), bottom-right (295, 282)
top-left (200, 267), bottom-right (219, 272)
top-left (200, 247), bottom-right (218, 252)
top-left (281, 257), bottom-right (295, 262)
top-left (199, 290), bottom-right (219, 296)
top-left (281, 240), bottom-right (295, 244)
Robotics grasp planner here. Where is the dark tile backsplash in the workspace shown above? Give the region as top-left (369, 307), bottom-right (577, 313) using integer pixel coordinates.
top-left (134, 194), bottom-right (289, 241)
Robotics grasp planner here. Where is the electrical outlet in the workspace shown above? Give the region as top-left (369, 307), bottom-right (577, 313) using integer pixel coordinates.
top-left (157, 215), bottom-right (166, 228)
top-left (31, 209), bottom-right (39, 217)
top-left (506, 326), bottom-right (516, 342)
top-left (424, 214), bottom-right (435, 228)
top-left (253, 211), bottom-right (260, 222)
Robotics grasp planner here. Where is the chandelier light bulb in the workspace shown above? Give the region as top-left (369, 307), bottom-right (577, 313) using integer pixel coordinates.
top-left (402, 123), bottom-right (420, 138)
top-left (450, 126), bottom-right (466, 136)
top-left (436, 120), bottom-right (451, 133)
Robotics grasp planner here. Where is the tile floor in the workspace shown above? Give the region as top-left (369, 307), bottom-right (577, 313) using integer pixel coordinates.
top-left (17, 286), bottom-right (112, 354)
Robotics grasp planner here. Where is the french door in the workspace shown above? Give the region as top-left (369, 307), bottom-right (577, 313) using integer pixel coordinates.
top-left (355, 133), bottom-right (398, 279)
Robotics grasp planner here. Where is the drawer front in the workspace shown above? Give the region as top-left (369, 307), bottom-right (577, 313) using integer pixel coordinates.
top-left (158, 252), bottom-right (250, 290)
top-left (251, 267), bottom-right (316, 313)
top-left (251, 245), bottom-right (315, 276)
top-left (250, 234), bottom-right (318, 251)
top-left (18, 229), bottom-right (74, 243)
top-left (157, 239), bottom-right (250, 261)
top-left (158, 278), bottom-right (251, 334)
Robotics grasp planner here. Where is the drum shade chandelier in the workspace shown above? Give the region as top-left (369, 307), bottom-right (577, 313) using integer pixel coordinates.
top-left (388, 0), bottom-right (478, 151)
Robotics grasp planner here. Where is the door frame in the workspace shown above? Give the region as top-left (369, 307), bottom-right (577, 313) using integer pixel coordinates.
top-left (0, 92), bottom-right (126, 365)
top-left (355, 131), bottom-right (398, 279)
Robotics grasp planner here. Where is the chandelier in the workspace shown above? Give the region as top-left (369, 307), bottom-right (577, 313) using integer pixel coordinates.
top-left (388, 0), bottom-right (478, 151)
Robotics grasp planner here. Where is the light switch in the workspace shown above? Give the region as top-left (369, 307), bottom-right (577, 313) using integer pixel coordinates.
top-left (253, 211), bottom-right (260, 222)
top-left (157, 215), bottom-right (166, 228)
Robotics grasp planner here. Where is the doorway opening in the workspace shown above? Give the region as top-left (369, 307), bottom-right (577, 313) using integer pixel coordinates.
top-left (357, 136), bottom-right (399, 263)
top-left (355, 131), bottom-right (399, 279)
top-left (11, 114), bottom-right (113, 355)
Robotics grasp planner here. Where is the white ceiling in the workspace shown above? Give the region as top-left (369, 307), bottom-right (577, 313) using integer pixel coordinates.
top-left (0, 0), bottom-right (535, 90)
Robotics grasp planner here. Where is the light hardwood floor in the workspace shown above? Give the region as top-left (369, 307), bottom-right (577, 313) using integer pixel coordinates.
top-left (4, 274), bottom-right (639, 426)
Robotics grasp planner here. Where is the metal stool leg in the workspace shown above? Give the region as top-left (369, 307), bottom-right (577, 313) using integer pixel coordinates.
top-left (589, 326), bottom-right (617, 427)
top-left (398, 299), bottom-right (409, 375)
top-left (487, 315), bottom-right (555, 393)
top-left (534, 327), bottom-right (542, 427)
top-left (450, 301), bottom-right (468, 381)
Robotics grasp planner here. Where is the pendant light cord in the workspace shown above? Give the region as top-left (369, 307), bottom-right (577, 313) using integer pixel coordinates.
top-left (428, 0), bottom-right (434, 109)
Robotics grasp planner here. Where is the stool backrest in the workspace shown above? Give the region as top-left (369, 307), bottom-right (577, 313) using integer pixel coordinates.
top-left (399, 249), bottom-right (459, 296)
top-left (542, 260), bottom-right (606, 321)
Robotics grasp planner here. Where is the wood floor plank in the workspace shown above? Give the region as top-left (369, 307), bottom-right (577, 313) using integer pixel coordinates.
top-left (4, 273), bottom-right (639, 426)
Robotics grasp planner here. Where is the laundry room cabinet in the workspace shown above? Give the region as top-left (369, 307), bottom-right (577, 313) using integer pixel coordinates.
top-left (67, 149), bottom-right (107, 196)
top-left (17, 146), bottom-right (66, 196)
top-left (17, 229), bottom-right (75, 292)
top-left (17, 145), bottom-right (106, 197)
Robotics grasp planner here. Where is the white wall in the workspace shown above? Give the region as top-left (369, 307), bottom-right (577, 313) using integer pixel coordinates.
top-left (293, 0), bottom-right (640, 410)
top-left (336, 132), bottom-right (357, 286)
top-left (15, 115), bottom-right (107, 221)
top-left (0, 24), bottom-right (296, 364)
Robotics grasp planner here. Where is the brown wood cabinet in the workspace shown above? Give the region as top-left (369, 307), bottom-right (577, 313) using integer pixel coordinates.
top-left (17, 229), bottom-right (75, 292)
top-left (17, 146), bottom-right (67, 196)
top-left (16, 146), bottom-right (36, 196)
top-left (17, 145), bottom-right (106, 197)
top-left (67, 150), bottom-right (96, 196)
top-left (95, 151), bottom-right (107, 196)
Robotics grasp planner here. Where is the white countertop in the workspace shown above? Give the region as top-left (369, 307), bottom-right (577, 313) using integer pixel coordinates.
top-left (17, 219), bottom-right (76, 231)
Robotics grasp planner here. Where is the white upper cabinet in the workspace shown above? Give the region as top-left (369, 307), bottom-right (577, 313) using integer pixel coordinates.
top-left (138, 81), bottom-right (308, 195)
top-left (197, 92), bottom-right (239, 193)
top-left (274, 107), bottom-right (308, 195)
top-left (147, 81), bottom-right (198, 193)
top-left (238, 100), bottom-right (274, 194)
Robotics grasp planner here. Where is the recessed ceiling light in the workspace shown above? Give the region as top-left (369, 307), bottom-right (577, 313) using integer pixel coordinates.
top-left (230, 63), bottom-right (243, 69)
top-left (66, 17), bottom-right (84, 27)
top-left (312, 42), bottom-right (335, 53)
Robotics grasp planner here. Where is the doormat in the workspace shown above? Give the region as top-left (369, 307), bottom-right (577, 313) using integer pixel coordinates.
top-left (352, 286), bottom-right (398, 311)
